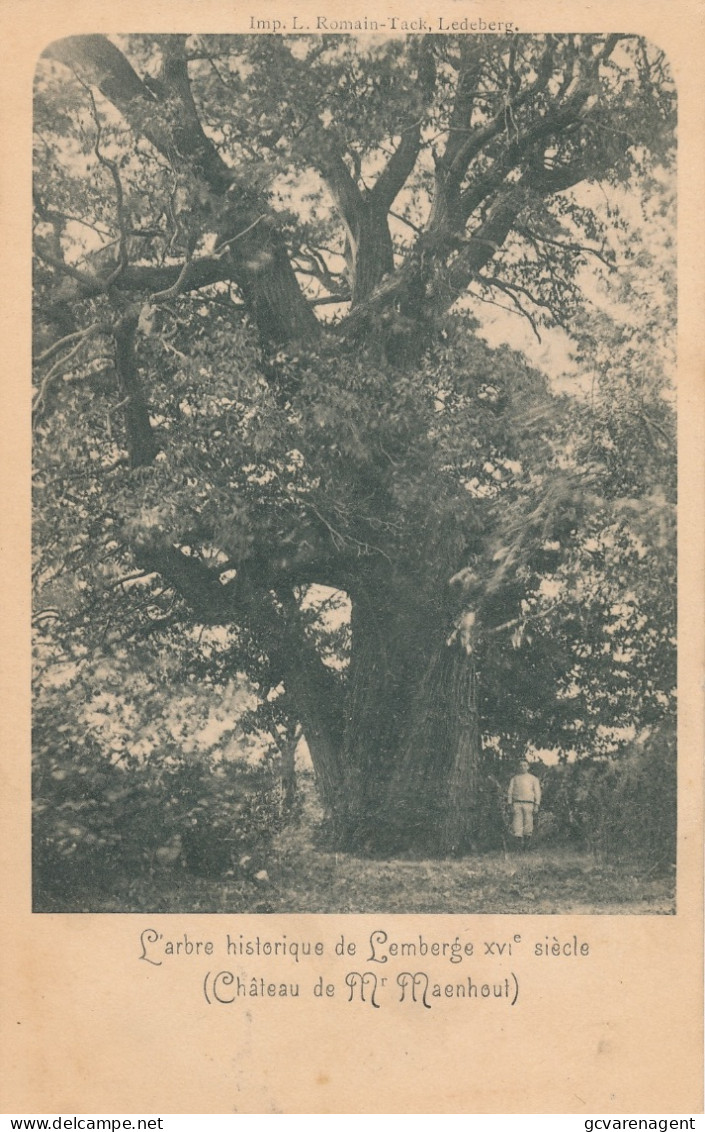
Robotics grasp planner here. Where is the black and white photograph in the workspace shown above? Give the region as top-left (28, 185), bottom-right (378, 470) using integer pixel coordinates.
top-left (31, 31), bottom-right (678, 916)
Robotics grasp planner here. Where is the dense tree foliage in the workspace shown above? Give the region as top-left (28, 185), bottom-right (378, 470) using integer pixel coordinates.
top-left (33, 33), bottom-right (676, 858)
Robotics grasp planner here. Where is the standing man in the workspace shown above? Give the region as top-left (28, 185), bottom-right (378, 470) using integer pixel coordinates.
top-left (507, 757), bottom-right (541, 849)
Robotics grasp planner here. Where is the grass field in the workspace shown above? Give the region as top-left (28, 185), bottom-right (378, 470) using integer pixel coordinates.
top-left (36, 789), bottom-right (675, 915)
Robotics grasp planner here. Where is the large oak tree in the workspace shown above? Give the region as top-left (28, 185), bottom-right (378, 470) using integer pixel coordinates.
top-left (33, 33), bottom-right (676, 853)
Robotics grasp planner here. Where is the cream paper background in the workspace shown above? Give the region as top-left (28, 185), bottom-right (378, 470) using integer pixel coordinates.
top-left (1, 0), bottom-right (703, 1114)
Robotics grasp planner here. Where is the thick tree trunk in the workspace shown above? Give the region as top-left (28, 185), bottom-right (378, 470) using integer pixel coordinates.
top-left (309, 579), bottom-right (482, 856)
top-left (385, 642), bottom-right (480, 855)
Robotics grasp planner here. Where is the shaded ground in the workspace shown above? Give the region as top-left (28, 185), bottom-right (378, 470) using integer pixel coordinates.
top-left (37, 789), bottom-right (675, 915)
top-left (271, 843), bottom-right (674, 916)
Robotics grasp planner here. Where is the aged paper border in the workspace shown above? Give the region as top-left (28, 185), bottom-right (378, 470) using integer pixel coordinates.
top-left (1, 0), bottom-right (703, 1115)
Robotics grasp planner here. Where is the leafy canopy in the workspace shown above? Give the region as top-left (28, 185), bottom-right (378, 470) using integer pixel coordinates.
top-left (33, 33), bottom-right (676, 765)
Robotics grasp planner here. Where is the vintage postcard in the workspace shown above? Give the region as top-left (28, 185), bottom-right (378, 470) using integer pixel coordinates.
top-left (1, 0), bottom-right (703, 1115)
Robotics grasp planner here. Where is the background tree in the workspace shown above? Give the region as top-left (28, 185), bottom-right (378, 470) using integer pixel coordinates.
top-left (33, 33), bottom-right (676, 854)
